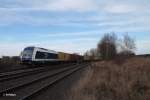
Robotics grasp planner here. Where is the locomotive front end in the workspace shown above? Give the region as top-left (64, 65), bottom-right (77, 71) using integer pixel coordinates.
top-left (21, 47), bottom-right (34, 62)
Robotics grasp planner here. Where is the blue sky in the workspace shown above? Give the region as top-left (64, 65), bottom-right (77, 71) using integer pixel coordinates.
top-left (0, 0), bottom-right (150, 56)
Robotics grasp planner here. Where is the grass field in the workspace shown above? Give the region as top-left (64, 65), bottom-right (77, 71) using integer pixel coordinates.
top-left (68, 57), bottom-right (150, 100)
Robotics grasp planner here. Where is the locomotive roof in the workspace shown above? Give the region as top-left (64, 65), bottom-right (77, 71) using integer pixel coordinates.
top-left (38, 47), bottom-right (57, 53)
top-left (25, 46), bottom-right (58, 53)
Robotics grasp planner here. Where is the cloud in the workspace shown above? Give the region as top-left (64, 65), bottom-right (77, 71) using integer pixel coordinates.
top-left (0, 8), bottom-right (150, 33)
top-left (0, 0), bottom-right (97, 12)
top-left (1, 0), bottom-right (149, 13)
top-left (137, 40), bottom-right (150, 48)
top-left (103, 3), bottom-right (137, 13)
top-left (0, 0), bottom-right (150, 56)
top-left (0, 1), bottom-right (149, 30)
top-left (47, 0), bottom-right (97, 12)
top-left (136, 40), bottom-right (150, 54)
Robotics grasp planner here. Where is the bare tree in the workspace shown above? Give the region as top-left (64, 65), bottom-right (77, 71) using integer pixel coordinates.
top-left (119, 33), bottom-right (136, 56)
top-left (84, 48), bottom-right (98, 60)
top-left (97, 33), bottom-right (117, 60)
top-left (84, 50), bottom-right (90, 60)
top-left (89, 48), bottom-right (99, 59)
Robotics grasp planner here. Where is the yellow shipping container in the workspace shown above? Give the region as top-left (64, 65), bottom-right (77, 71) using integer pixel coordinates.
top-left (58, 52), bottom-right (65, 61)
top-left (58, 52), bottom-right (72, 61)
top-left (65, 53), bottom-right (71, 61)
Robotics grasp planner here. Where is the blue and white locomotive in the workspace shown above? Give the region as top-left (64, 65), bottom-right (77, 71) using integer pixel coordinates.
top-left (20, 46), bottom-right (59, 63)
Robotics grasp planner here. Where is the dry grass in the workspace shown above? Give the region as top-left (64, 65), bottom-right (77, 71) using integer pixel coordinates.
top-left (68, 57), bottom-right (150, 100)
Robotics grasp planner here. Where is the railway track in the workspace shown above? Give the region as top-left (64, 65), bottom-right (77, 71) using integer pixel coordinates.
top-left (0, 63), bottom-right (88, 100)
top-left (0, 63), bottom-right (77, 82)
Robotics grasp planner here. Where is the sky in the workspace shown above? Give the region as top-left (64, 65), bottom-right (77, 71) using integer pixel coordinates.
top-left (0, 0), bottom-right (150, 57)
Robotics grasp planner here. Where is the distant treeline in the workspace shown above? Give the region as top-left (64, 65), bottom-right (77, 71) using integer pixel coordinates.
top-left (0, 56), bottom-right (20, 64)
top-left (84, 33), bottom-right (136, 60)
top-left (136, 54), bottom-right (150, 57)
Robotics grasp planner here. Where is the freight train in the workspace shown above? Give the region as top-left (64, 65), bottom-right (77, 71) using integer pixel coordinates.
top-left (20, 46), bottom-right (83, 64)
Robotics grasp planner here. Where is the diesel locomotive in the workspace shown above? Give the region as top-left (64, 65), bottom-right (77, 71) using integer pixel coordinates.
top-left (20, 46), bottom-right (83, 64)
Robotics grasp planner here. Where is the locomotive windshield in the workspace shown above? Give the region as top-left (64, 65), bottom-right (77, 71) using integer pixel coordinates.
top-left (22, 47), bottom-right (34, 58)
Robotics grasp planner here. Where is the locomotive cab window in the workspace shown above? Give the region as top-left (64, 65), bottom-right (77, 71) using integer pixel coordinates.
top-left (22, 47), bottom-right (34, 58)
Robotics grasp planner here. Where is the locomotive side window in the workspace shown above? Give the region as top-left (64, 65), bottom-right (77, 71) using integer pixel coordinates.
top-left (47, 53), bottom-right (58, 59)
top-left (35, 51), bottom-right (58, 59)
top-left (35, 51), bottom-right (46, 59)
